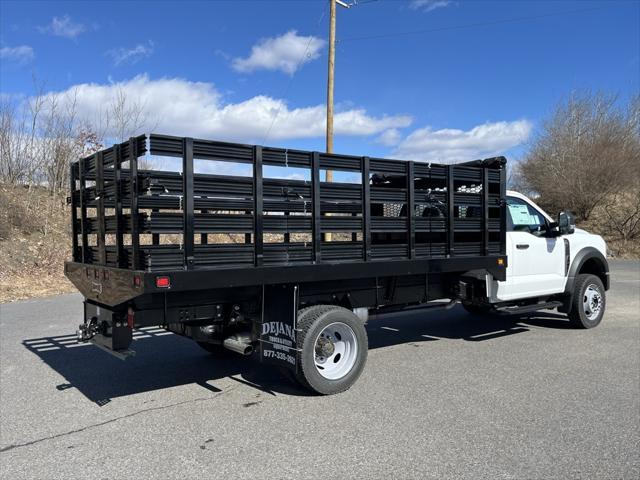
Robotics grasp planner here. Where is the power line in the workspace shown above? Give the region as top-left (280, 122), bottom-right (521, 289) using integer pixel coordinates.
top-left (338, 5), bottom-right (606, 43)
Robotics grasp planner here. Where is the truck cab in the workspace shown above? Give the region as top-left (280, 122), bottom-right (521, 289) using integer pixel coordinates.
top-left (477, 190), bottom-right (609, 328)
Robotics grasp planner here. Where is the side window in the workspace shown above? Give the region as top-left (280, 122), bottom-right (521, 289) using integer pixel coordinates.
top-left (506, 197), bottom-right (546, 233)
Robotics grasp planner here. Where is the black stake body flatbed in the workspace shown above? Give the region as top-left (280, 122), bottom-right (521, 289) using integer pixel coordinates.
top-left (66, 133), bottom-right (507, 308)
top-left (65, 133), bottom-right (509, 391)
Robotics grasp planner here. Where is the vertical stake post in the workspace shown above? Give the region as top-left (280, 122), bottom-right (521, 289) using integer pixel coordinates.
top-left (114, 145), bottom-right (124, 267)
top-left (70, 164), bottom-right (79, 261)
top-left (447, 164), bottom-right (455, 257)
top-left (253, 145), bottom-right (264, 267)
top-left (79, 158), bottom-right (88, 263)
top-left (482, 168), bottom-right (489, 256)
top-left (407, 161), bottom-right (415, 259)
top-left (362, 156), bottom-right (371, 261)
top-left (499, 164), bottom-right (507, 256)
top-left (130, 137), bottom-right (141, 270)
top-left (182, 137), bottom-right (195, 270)
top-left (95, 151), bottom-right (106, 265)
top-left (311, 152), bottom-right (322, 263)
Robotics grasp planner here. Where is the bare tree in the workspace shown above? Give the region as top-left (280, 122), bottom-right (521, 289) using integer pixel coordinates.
top-left (39, 88), bottom-right (80, 197)
top-left (107, 87), bottom-right (147, 143)
top-left (601, 190), bottom-right (640, 241)
top-left (519, 92), bottom-right (640, 221)
top-left (96, 86), bottom-right (157, 169)
top-left (74, 125), bottom-right (104, 158)
top-left (0, 98), bottom-right (27, 184)
top-left (0, 90), bottom-right (46, 185)
top-left (0, 79), bottom-right (155, 191)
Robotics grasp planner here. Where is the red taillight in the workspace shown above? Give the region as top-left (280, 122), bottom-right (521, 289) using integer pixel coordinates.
top-left (156, 276), bottom-right (171, 288)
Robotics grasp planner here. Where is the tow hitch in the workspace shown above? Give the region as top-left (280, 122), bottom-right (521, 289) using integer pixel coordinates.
top-left (79, 302), bottom-right (135, 360)
top-left (77, 317), bottom-right (97, 342)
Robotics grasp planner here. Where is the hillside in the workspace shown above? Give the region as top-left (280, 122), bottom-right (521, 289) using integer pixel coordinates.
top-left (0, 184), bottom-right (75, 302)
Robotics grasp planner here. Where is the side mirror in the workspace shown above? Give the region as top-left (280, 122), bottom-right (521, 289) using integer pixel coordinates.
top-left (557, 210), bottom-right (575, 235)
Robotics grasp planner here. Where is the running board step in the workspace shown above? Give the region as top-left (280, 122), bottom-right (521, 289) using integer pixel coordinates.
top-left (494, 301), bottom-right (563, 316)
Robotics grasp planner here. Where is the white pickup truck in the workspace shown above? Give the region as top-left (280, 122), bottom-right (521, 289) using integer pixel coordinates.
top-left (463, 190), bottom-right (609, 329)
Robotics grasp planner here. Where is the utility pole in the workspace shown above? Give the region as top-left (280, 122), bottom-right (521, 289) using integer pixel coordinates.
top-left (325, 0), bottom-right (349, 242)
top-left (326, 0), bottom-right (350, 182)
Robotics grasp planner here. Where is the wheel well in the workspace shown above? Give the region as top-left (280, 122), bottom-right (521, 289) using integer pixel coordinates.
top-left (578, 257), bottom-right (607, 288)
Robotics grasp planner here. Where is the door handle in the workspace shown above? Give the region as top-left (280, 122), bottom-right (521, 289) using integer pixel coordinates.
top-left (516, 244), bottom-right (529, 250)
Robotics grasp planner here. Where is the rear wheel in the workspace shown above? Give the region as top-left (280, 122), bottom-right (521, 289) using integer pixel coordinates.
top-left (294, 305), bottom-right (368, 395)
top-left (568, 274), bottom-right (606, 329)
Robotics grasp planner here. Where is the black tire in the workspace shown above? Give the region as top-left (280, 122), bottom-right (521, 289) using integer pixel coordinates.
top-left (462, 302), bottom-right (493, 316)
top-left (196, 341), bottom-right (234, 358)
top-left (568, 274), bottom-right (606, 329)
top-left (294, 305), bottom-right (368, 395)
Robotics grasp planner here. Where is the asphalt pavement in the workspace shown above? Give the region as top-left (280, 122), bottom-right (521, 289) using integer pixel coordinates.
top-left (1, 260), bottom-right (638, 479)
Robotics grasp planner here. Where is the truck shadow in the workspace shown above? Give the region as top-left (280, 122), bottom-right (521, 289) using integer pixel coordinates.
top-left (22, 306), bottom-right (574, 404)
top-left (367, 306), bottom-right (574, 348)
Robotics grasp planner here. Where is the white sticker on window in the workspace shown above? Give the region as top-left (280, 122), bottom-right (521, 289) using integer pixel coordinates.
top-left (508, 204), bottom-right (533, 225)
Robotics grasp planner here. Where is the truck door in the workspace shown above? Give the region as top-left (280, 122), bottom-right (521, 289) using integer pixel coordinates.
top-left (493, 196), bottom-right (566, 301)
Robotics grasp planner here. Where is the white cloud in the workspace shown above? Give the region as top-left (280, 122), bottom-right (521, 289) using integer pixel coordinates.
top-left (107, 41), bottom-right (154, 66)
top-left (376, 128), bottom-right (402, 146)
top-left (39, 15), bottom-right (86, 39)
top-left (410, 1), bottom-right (452, 12)
top-left (0, 45), bottom-right (34, 64)
top-left (40, 75), bottom-right (412, 142)
top-left (393, 120), bottom-right (532, 163)
top-left (232, 30), bottom-right (326, 75)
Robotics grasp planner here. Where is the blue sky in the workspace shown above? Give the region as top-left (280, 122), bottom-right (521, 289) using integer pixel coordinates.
top-left (1, 0), bottom-right (638, 164)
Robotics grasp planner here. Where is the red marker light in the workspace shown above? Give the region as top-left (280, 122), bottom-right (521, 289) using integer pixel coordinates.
top-left (156, 276), bottom-right (171, 288)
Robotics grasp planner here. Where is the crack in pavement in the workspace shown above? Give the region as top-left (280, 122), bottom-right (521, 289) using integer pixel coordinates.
top-left (0, 386), bottom-right (238, 454)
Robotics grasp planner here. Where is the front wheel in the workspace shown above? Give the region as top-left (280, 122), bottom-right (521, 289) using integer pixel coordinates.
top-left (568, 274), bottom-right (606, 329)
top-left (294, 305), bottom-right (368, 395)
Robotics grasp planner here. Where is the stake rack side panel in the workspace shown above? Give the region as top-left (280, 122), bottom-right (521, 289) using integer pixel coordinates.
top-left (69, 133), bottom-right (505, 272)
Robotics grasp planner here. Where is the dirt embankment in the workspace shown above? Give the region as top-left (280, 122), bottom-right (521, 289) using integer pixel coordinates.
top-left (0, 185), bottom-right (76, 303)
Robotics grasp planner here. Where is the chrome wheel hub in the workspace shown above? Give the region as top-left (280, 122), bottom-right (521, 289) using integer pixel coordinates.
top-left (314, 322), bottom-right (358, 380)
top-left (583, 284), bottom-right (602, 320)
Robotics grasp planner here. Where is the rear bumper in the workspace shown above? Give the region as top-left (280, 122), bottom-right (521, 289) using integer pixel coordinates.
top-left (65, 262), bottom-right (145, 306)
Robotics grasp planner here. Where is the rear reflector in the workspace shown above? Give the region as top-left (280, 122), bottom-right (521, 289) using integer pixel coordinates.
top-left (156, 276), bottom-right (171, 288)
top-left (127, 307), bottom-right (135, 328)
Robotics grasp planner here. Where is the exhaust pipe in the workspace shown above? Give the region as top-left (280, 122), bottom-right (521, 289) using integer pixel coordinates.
top-left (222, 333), bottom-right (254, 356)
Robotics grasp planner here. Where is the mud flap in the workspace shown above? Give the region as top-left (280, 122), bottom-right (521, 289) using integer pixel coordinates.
top-left (259, 284), bottom-right (299, 372)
